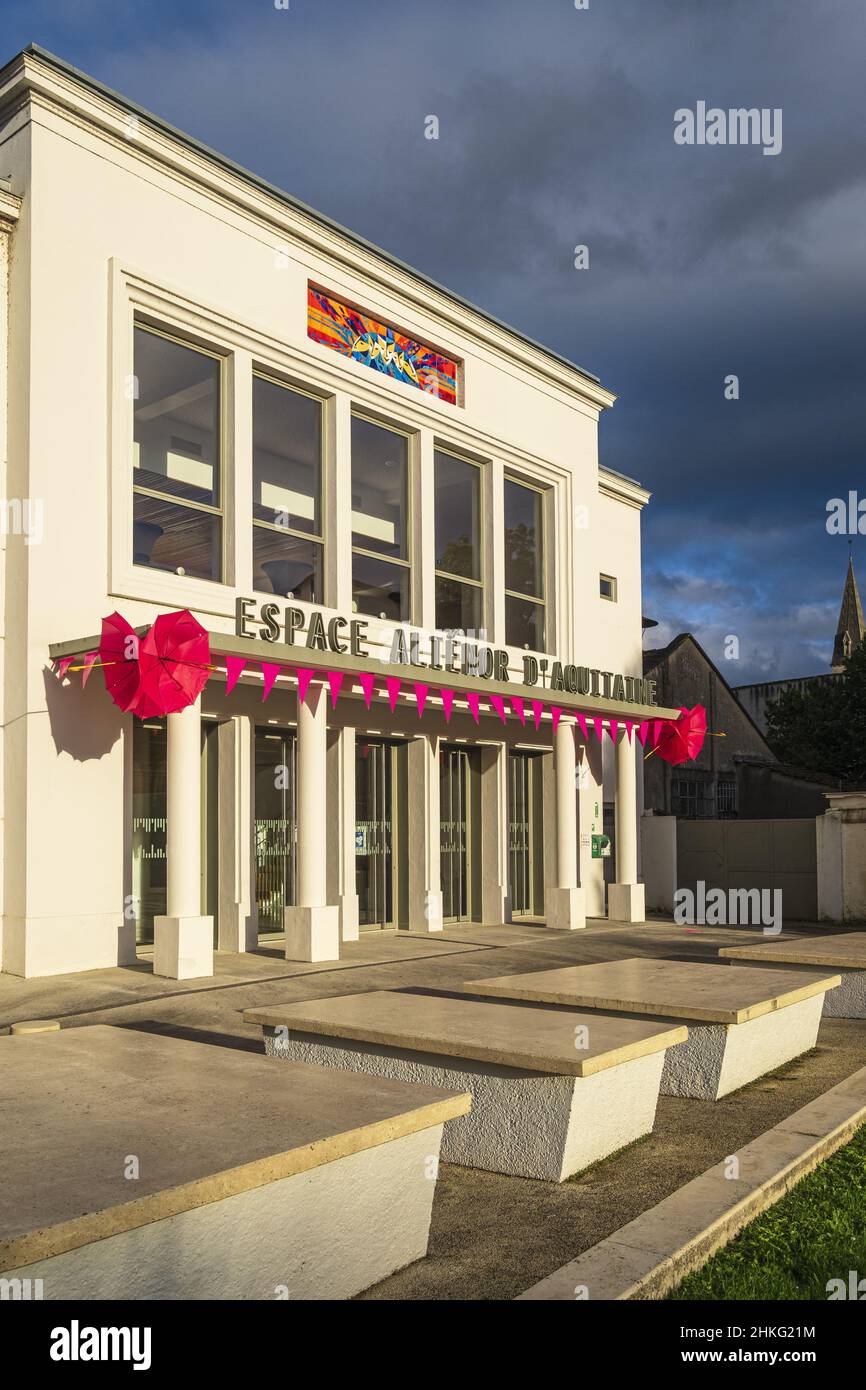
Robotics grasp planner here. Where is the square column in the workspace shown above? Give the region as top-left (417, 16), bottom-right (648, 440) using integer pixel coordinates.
top-left (327, 724), bottom-right (359, 942)
top-left (217, 714), bottom-right (257, 953)
top-left (576, 736), bottom-right (606, 918)
top-left (284, 682), bottom-right (340, 962)
top-left (480, 744), bottom-right (508, 924)
top-left (407, 734), bottom-right (443, 932)
top-left (609, 733), bottom-right (646, 923)
top-left (546, 720), bottom-right (585, 931)
top-left (154, 697), bottom-right (214, 979)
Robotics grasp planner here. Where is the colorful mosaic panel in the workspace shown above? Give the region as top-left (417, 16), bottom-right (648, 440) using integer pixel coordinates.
top-left (307, 286), bottom-right (459, 405)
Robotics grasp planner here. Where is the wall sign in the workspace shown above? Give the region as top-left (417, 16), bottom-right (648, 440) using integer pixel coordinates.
top-left (307, 286), bottom-right (459, 404)
top-left (235, 598), bottom-right (657, 707)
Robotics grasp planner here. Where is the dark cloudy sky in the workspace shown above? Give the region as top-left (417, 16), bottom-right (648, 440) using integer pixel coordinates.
top-left (2, 0), bottom-right (863, 683)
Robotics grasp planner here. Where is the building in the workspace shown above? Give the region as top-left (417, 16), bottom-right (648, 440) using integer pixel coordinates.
top-left (0, 46), bottom-right (677, 981)
top-left (642, 633), bottom-right (835, 820)
top-left (733, 556), bottom-right (864, 735)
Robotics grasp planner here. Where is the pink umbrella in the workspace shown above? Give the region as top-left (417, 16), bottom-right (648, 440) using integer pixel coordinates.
top-left (135, 610), bottom-right (211, 718)
top-left (99, 611), bottom-right (142, 713)
top-left (655, 705), bottom-right (707, 766)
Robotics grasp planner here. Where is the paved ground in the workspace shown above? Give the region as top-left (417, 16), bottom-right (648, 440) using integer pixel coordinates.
top-left (3, 916), bottom-right (865, 1300)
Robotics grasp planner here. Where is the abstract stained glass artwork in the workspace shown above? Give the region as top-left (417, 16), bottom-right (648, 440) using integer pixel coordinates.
top-left (307, 286), bottom-right (459, 404)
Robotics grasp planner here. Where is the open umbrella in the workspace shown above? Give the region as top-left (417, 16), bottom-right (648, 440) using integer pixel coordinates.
top-left (135, 609), bottom-right (211, 717)
top-left (655, 705), bottom-right (707, 766)
top-left (99, 611), bottom-right (142, 713)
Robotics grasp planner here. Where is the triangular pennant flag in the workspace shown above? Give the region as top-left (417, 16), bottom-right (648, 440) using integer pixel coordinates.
top-left (465, 690), bottom-right (480, 724)
top-left (488, 693), bottom-right (507, 723)
top-left (81, 651), bottom-right (98, 688)
top-left (550, 706), bottom-right (563, 736)
top-left (261, 662), bottom-right (281, 701)
top-left (575, 711), bottom-right (588, 741)
top-left (225, 656), bottom-right (246, 696)
top-left (441, 689), bottom-right (454, 723)
top-left (295, 667), bottom-right (314, 704)
top-left (55, 657), bottom-right (73, 680)
top-left (358, 671), bottom-right (375, 709)
top-left (608, 718), bottom-right (619, 743)
top-left (593, 717), bottom-right (604, 741)
top-left (510, 695), bottom-right (526, 725)
top-left (327, 671), bottom-right (345, 708)
top-left (386, 677), bottom-right (401, 713)
top-left (530, 699), bottom-right (544, 731)
top-left (624, 720), bottom-right (634, 743)
top-left (652, 718), bottom-right (665, 746)
top-left (637, 720), bottom-right (650, 746)
top-left (414, 682), bottom-right (429, 717)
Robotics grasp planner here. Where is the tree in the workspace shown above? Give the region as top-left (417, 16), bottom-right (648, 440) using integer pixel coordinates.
top-left (765, 642), bottom-right (866, 784)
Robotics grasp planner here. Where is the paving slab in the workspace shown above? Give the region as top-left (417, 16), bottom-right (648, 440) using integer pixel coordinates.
top-left (719, 931), bottom-right (866, 970)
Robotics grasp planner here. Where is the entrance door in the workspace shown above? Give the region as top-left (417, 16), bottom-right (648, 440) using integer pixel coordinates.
top-left (356, 739), bottom-right (395, 929)
top-left (440, 745), bottom-right (480, 922)
top-left (508, 750), bottom-right (544, 917)
top-left (254, 728), bottom-right (297, 933)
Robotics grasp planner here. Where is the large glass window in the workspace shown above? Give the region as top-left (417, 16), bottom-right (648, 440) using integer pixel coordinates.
top-left (133, 326), bottom-right (222, 581)
top-left (434, 449), bottom-right (483, 633)
top-left (504, 478), bottom-right (546, 649)
top-left (253, 375), bottom-right (323, 602)
top-left (351, 415), bottom-right (410, 621)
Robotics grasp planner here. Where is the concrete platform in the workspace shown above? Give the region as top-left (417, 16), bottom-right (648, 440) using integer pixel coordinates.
top-left (719, 933), bottom-right (866, 1018)
top-left (0, 1025), bottom-right (469, 1300)
top-left (244, 991), bottom-right (687, 1181)
top-left (464, 957), bottom-right (840, 1101)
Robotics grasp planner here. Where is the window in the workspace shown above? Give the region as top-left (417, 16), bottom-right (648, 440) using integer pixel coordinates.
top-left (252, 375), bottom-right (323, 602)
top-left (434, 449), bottom-right (483, 632)
top-left (133, 325), bottom-right (223, 581)
top-left (351, 415), bottom-right (411, 621)
top-left (716, 778), bottom-right (738, 819)
top-left (504, 478), bottom-right (546, 649)
top-left (600, 574), bottom-right (617, 601)
top-left (672, 775), bottom-right (715, 819)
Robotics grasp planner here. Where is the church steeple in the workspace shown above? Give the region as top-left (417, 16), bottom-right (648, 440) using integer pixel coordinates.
top-left (831, 554), bottom-right (865, 671)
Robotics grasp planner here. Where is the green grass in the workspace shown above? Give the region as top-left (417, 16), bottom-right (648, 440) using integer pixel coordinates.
top-left (668, 1123), bottom-right (866, 1300)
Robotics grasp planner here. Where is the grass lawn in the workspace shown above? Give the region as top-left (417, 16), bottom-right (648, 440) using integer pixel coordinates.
top-left (668, 1122), bottom-right (866, 1300)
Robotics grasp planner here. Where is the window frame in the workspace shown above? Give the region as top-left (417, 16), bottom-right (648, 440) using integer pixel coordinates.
top-left (600, 573), bottom-right (618, 602)
top-left (251, 369), bottom-right (326, 601)
top-left (433, 445), bottom-right (485, 632)
top-left (132, 320), bottom-right (227, 583)
top-left (503, 473), bottom-right (547, 650)
top-left (349, 409), bottom-right (415, 621)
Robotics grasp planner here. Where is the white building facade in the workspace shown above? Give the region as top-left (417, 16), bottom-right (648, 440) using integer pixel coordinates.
top-left (0, 46), bottom-right (676, 980)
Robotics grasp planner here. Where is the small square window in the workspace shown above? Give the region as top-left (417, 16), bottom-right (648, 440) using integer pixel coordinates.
top-left (600, 574), bottom-right (617, 601)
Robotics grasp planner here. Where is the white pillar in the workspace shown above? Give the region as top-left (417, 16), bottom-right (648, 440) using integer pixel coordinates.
top-left (480, 744), bottom-right (508, 923)
top-left (284, 682), bottom-right (340, 961)
top-left (217, 714), bottom-right (257, 952)
top-left (154, 697), bottom-right (214, 978)
top-left (546, 720), bottom-right (585, 930)
top-left (327, 725), bottom-right (359, 941)
top-left (407, 734), bottom-right (443, 932)
top-left (609, 733), bottom-right (646, 923)
top-left (576, 736), bottom-right (606, 918)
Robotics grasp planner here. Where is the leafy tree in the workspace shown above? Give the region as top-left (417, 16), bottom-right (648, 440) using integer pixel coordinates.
top-left (765, 642), bottom-right (866, 783)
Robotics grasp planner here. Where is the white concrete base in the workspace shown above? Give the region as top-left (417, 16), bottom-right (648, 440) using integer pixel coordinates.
top-left (217, 905), bottom-right (258, 954)
top-left (152, 915), bottom-right (214, 980)
top-left (660, 992), bottom-right (825, 1100)
top-left (264, 1030), bottom-right (666, 1181)
top-left (338, 892), bottom-right (360, 943)
top-left (728, 958), bottom-right (866, 1019)
top-left (1, 915), bottom-right (137, 978)
top-left (546, 886), bottom-right (586, 932)
top-left (2, 1125), bottom-right (442, 1300)
top-left (416, 890), bottom-right (444, 934)
top-left (608, 882), bottom-right (646, 923)
top-left (284, 905), bottom-right (340, 963)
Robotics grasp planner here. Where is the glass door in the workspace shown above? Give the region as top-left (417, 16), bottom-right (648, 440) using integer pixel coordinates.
top-left (440, 745), bottom-right (469, 922)
top-left (356, 739), bottom-right (395, 930)
top-left (254, 728), bottom-right (297, 933)
top-left (508, 750), bottom-right (544, 917)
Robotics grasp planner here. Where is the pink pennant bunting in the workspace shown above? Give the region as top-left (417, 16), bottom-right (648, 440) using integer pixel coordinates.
top-left (637, 720), bottom-right (650, 746)
top-left (55, 657), bottom-right (73, 681)
top-left (608, 719), bottom-right (619, 743)
top-left (225, 655), bottom-right (246, 696)
top-left (81, 651), bottom-right (98, 688)
top-left (593, 717), bottom-right (604, 741)
top-left (530, 699), bottom-right (544, 731)
top-left (295, 667), bottom-right (314, 704)
top-left (358, 670), bottom-right (375, 709)
top-left (624, 720), bottom-right (634, 743)
top-left (550, 705), bottom-right (563, 736)
top-left (652, 718), bottom-right (665, 746)
top-left (465, 690), bottom-right (480, 724)
top-left (327, 670), bottom-right (345, 708)
top-left (576, 711), bottom-right (588, 741)
top-left (510, 695), bottom-right (526, 725)
top-left (488, 693), bottom-right (507, 723)
top-left (414, 682), bottom-right (429, 717)
top-left (386, 677), bottom-right (401, 713)
top-left (441, 689), bottom-right (454, 723)
top-left (261, 662), bottom-right (281, 701)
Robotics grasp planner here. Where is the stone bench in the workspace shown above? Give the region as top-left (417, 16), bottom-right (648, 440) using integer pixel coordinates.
top-left (463, 957), bottom-right (840, 1101)
top-left (719, 932), bottom-right (866, 1018)
top-left (0, 1025), bottom-right (469, 1300)
top-left (244, 991), bottom-right (686, 1181)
